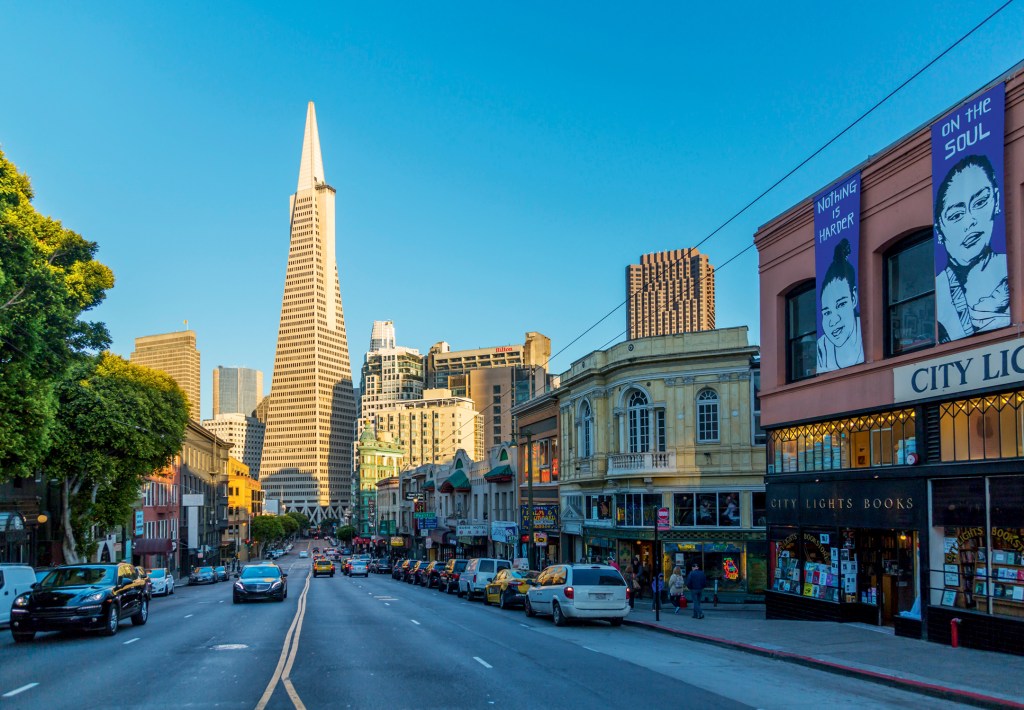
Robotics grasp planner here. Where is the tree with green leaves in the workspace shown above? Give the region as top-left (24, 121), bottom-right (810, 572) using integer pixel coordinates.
top-left (279, 514), bottom-right (298, 537)
top-left (250, 515), bottom-right (285, 556)
top-left (44, 352), bottom-right (189, 562)
top-left (286, 511), bottom-right (310, 530)
top-left (0, 149), bottom-right (113, 483)
top-left (336, 525), bottom-right (355, 542)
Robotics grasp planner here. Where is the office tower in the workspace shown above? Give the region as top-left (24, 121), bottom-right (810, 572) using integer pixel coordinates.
top-left (626, 248), bottom-right (715, 339)
top-left (130, 330), bottom-right (201, 421)
top-left (260, 102), bottom-right (358, 525)
top-left (369, 320), bottom-right (396, 352)
top-left (212, 366), bottom-right (264, 417)
top-left (201, 413), bottom-right (266, 480)
top-left (372, 389), bottom-right (483, 467)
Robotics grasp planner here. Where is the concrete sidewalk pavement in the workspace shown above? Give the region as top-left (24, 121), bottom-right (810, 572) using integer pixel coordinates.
top-left (624, 599), bottom-right (1024, 709)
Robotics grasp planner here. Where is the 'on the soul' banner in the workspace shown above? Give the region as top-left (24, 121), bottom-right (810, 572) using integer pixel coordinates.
top-left (932, 83), bottom-right (1007, 343)
top-left (814, 171), bottom-right (863, 374)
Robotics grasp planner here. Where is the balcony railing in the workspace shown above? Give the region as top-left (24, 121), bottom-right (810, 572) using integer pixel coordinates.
top-left (607, 451), bottom-right (676, 476)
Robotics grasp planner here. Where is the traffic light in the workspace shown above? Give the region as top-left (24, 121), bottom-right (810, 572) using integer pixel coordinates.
top-left (520, 534), bottom-right (530, 544)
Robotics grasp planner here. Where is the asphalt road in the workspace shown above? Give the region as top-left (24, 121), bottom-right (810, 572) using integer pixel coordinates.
top-left (0, 546), bottom-right (969, 709)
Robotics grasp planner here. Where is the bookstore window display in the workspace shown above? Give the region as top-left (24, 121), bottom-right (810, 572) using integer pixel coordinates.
top-left (769, 409), bottom-right (916, 474)
top-left (770, 529), bottom-right (840, 602)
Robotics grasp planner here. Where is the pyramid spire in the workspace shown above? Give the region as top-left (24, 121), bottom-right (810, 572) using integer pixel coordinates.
top-left (297, 101), bottom-right (325, 191)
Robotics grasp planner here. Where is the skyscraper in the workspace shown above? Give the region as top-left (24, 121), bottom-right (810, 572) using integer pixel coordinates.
top-left (259, 102), bottom-right (357, 525)
top-left (626, 248), bottom-right (715, 339)
top-left (369, 320), bottom-right (396, 352)
top-left (212, 366), bottom-right (264, 416)
top-left (360, 321), bottom-right (424, 427)
top-left (130, 330), bottom-right (201, 420)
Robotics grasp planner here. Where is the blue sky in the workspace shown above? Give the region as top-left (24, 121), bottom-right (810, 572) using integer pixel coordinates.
top-left (3, 2), bottom-right (1022, 420)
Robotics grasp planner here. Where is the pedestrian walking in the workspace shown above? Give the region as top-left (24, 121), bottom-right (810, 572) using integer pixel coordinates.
top-left (651, 572), bottom-right (665, 604)
top-left (607, 556), bottom-right (621, 572)
top-left (686, 562), bottom-right (707, 619)
top-left (668, 566), bottom-right (686, 614)
top-left (623, 565), bottom-right (639, 609)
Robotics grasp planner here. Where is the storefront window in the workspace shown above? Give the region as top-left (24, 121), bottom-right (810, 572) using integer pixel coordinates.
top-left (769, 409), bottom-right (916, 473)
top-left (674, 494), bottom-right (695, 526)
top-left (719, 492), bottom-right (741, 527)
top-left (585, 495), bottom-right (612, 521)
top-left (665, 541), bottom-right (754, 594)
top-left (614, 493), bottom-right (660, 527)
top-left (770, 528), bottom-right (801, 596)
top-left (696, 494), bottom-right (717, 526)
top-left (801, 531), bottom-right (840, 602)
top-left (938, 392), bottom-right (1024, 462)
top-left (752, 492), bottom-right (767, 527)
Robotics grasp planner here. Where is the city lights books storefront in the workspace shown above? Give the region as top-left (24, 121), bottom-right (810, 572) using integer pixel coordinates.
top-left (766, 338), bottom-right (1024, 653)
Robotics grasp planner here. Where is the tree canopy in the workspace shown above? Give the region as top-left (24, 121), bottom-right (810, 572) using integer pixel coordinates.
top-left (279, 514), bottom-right (298, 536)
top-left (336, 525), bottom-right (355, 542)
top-left (44, 352), bottom-right (189, 562)
top-left (0, 149), bottom-right (113, 482)
top-left (286, 511), bottom-right (311, 530)
top-left (250, 515), bottom-right (285, 546)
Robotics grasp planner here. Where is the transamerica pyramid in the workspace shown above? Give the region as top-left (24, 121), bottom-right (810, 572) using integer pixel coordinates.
top-left (260, 102), bottom-right (357, 525)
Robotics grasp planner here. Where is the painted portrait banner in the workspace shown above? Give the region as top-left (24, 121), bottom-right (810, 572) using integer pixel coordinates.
top-left (814, 171), bottom-right (863, 373)
top-left (932, 83), bottom-right (1007, 343)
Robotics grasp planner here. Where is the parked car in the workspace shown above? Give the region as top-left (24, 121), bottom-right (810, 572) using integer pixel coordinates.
top-left (422, 561), bottom-right (444, 588)
top-left (189, 567), bottom-right (216, 585)
top-left (485, 568), bottom-right (540, 609)
top-left (459, 558), bottom-right (512, 600)
top-left (393, 559), bottom-right (410, 580)
top-left (376, 558), bottom-right (394, 575)
top-left (9, 563), bottom-right (149, 641)
top-left (233, 564), bottom-right (288, 603)
top-left (214, 566), bottom-right (229, 582)
top-left (146, 568), bottom-right (175, 596)
top-left (438, 559), bottom-right (468, 594)
top-left (406, 561), bottom-right (427, 584)
top-left (313, 558), bottom-right (335, 577)
top-left (525, 564), bottom-right (630, 626)
top-left (349, 560), bottom-right (369, 578)
top-left (0, 564), bottom-right (38, 627)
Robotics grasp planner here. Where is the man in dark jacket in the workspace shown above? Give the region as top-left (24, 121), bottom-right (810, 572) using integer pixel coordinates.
top-left (686, 563), bottom-right (707, 619)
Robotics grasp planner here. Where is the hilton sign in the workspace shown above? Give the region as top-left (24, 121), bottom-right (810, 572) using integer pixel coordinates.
top-left (894, 339), bottom-right (1024, 403)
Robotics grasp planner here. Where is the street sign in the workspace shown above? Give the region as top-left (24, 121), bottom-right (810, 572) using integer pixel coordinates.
top-left (421, 517), bottom-right (437, 529)
top-left (134, 510), bottom-right (144, 536)
top-left (657, 507), bottom-right (671, 532)
top-left (413, 512), bottom-right (436, 519)
top-left (534, 532), bottom-right (548, 546)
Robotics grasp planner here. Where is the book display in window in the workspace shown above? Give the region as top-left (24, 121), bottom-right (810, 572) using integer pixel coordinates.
top-left (802, 561), bottom-right (840, 602)
top-left (989, 529), bottom-right (1024, 617)
top-left (773, 554), bottom-right (801, 595)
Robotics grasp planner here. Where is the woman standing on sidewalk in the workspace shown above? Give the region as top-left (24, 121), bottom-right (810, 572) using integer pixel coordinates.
top-left (668, 566), bottom-right (686, 614)
top-left (623, 565), bottom-right (638, 609)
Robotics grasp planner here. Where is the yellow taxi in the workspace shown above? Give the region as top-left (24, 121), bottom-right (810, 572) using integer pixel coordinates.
top-left (313, 558), bottom-right (335, 578)
top-left (484, 568), bottom-right (540, 609)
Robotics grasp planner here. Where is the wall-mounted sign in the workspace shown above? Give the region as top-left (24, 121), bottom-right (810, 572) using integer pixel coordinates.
top-left (390, 536), bottom-right (405, 547)
top-left (932, 83), bottom-right (1007, 343)
top-left (893, 338), bottom-right (1024, 402)
top-left (534, 532), bottom-right (548, 546)
top-left (520, 504), bottom-right (559, 530)
top-left (182, 494), bottom-right (204, 507)
top-left (134, 510), bottom-right (144, 536)
top-left (457, 524), bottom-right (487, 537)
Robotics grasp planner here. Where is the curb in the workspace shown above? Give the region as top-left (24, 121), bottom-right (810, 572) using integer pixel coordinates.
top-left (624, 618), bottom-right (1024, 710)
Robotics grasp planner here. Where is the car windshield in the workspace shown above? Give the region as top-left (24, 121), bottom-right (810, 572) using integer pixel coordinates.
top-left (572, 569), bottom-right (625, 586)
top-left (241, 566), bottom-right (281, 579)
top-left (40, 567), bottom-right (115, 588)
top-left (216, 566), bottom-right (225, 571)
top-left (148, 569), bottom-right (166, 578)
top-left (199, 567), bottom-right (214, 574)
top-left (510, 570), bottom-right (539, 581)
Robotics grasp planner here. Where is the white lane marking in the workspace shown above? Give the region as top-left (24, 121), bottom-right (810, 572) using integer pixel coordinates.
top-left (410, 619), bottom-right (420, 625)
top-left (384, 602), bottom-right (391, 606)
top-left (583, 646), bottom-right (598, 653)
top-left (473, 657), bottom-right (493, 669)
top-left (2, 683), bottom-right (39, 698)
top-left (219, 600), bottom-right (224, 603)
top-left (123, 638), bottom-right (140, 645)
top-left (184, 614), bottom-right (194, 618)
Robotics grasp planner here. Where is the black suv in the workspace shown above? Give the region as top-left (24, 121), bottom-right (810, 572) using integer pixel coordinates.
top-left (439, 559), bottom-right (469, 594)
top-left (10, 563), bottom-right (150, 642)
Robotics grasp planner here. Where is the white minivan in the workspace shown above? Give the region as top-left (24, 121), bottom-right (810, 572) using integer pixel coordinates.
top-left (0, 564), bottom-right (37, 627)
top-left (525, 564), bottom-right (630, 626)
top-left (459, 558), bottom-right (511, 600)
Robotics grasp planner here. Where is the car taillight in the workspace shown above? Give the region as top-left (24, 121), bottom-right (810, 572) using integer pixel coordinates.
top-left (626, 587), bottom-right (632, 600)
top-left (453, 573), bottom-right (459, 580)
top-left (564, 586), bottom-right (574, 599)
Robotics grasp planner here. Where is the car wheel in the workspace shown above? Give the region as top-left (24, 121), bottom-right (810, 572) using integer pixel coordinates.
top-left (499, 592), bottom-right (508, 610)
top-left (456, 588), bottom-right (464, 598)
top-left (11, 630), bottom-right (35, 643)
top-left (131, 599), bottom-right (149, 626)
top-left (233, 595), bottom-right (241, 604)
top-left (609, 617), bottom-right (623, 627)
top-left (524, 597), bottom-right (536, 617)
top-left (170, 584), bottom-right (175, 595)
top-left (101, 603), bottom-right (120, 636)
top-left (552, 601), bottom-right (567, 627)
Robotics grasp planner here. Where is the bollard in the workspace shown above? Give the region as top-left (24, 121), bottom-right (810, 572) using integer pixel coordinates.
top-left (950, 617), bottom-right (962, 648)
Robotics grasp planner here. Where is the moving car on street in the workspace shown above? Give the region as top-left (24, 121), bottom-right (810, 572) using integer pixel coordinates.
top-left (233, 564), bottom-right (288, 603)
top-left (349, 559), bottom-right (369, 577)
top-left (0, 564), bottom-right (38, 626)
top-left (215, 566), bottom-right (229, 582)
top-left (9, 563), bottom-right (150, 641)
top-left (189, 567), bottom-right (217, 585)
top-left (485, 568), bottom-right (540, 609)
top-left (146, 568), bottom-right (175, 596)
top-left (313, 558), bottom-right (335, 578)
top-left (525, 564), bottom-right (630, 626)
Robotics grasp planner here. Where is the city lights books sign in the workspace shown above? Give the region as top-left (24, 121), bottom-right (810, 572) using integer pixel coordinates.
top-left (814, 171), bottom-right (863, 374)
top-left (931, 83), bottom-right (1007, 344)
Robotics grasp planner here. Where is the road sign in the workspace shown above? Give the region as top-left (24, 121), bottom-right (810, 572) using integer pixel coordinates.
top-left (414, 512), bottom-right (436, 519)
top-left (534, 532), bottom-right (548, 546)
top-left (657, 507), bottom-right (671, 532)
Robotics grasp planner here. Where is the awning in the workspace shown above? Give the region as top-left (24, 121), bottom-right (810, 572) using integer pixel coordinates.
top-left (134, 538), bottom-right (172, 554)
top-left (422, 479), bottom-right (436, 491)
top-left (484, 465), bottom-right (514, 483)
top-left (439, 470), bottom-right (471, 493)
top-left (429, 529), bottom-right (456, 545)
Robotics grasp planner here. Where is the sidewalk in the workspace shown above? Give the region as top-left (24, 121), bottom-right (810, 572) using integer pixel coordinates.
top-left (624, 598), bottom-right (1024, 709)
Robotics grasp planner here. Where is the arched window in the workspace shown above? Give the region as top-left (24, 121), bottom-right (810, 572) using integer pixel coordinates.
top-left (697, 389), bottom-right (719, 443)
top-left (579, 401), bottom-right (594, 458)
top-left (627, 390), bottom-right (650, 453)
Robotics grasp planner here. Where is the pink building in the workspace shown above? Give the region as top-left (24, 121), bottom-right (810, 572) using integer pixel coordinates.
top-left (755, 65), bottom-right (1024, 655)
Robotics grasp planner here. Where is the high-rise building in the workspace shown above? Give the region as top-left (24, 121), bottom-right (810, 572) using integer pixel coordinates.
top-left (360, 321), bottom-right (424, 427)
top-left (372, 388), bottom-right (483, 467)
top-left (130, 330), bottom-right (201, 420)
top-left (212, 366), bottom-right (264, 417)
top-left (626, 248), bottom-right (715, 340)
top-left (260, 102), bottom-right (358, 525)
top-left (201, 413), bottom-right (266, 480)
top-left (354, 425), bottom-right (404, 539)
top-left (369, 320), bottom-right (396, 352)
top-left (424, 332), bottom-right (552, 446)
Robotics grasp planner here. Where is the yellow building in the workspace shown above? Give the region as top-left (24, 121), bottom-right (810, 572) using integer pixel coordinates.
top-left (557, 326), bottom-right (766, 601)
top-left (225, 457), bottom-right (263, 562)
top-left (372, 388), bottom-right (483, 466)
